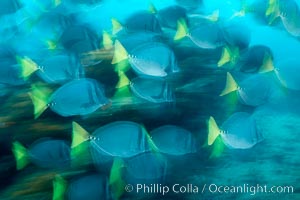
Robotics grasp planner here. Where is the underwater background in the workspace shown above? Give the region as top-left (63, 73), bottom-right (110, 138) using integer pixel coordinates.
top-left (0, 0), bottom-right (300, 199)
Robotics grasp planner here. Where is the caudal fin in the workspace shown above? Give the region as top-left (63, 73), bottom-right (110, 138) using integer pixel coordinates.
top-left (207, 116), bottom-right (221, 146)
top-left (116, 71), bottom-right (130, 89)
top-left (29, 85), bottom-right (51, 119)
top-left (111, 40), bottom-right (128, 64)
top-left (174, 18), bottom-right (188, 40)
top-left (71, 122), bottom-right (90, 165)
top-left (17, 56), bottom-right (39, 79)
top-left (12, 141), bottom-right (30, 170)
top-left (207, 9), bottom-right (220, 22)
top-left (46, 39), bottom-right (58, 50)
top-left (109, 158), bottom-right (126, 200)
top-left (220, 72), bottom-right (239, 96)
top-left (259, 53), bottom-right (275, 73)
top-left (149, 2), bottom-right (157, 14)
top-left (265, 0), bottom-right (280, 25)
top-left (103, 31), bottom-right (114, 50)
top-left (111, 18), bottom-right (123, 35)
top-left (218, 46), bottom-right (239, 67)
top-left (71, 122), bottom-right (89, 149)
top-left (52, 175), bottom-right (67, 200)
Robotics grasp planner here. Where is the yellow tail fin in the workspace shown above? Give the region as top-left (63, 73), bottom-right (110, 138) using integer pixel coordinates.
top-left (71, 122), bottom-right (90, 149)
top-left (220, 72), bottom-right (239, 96)
top-left (29, 85), bottom-right (52, 119)
top-left (111, 40), bottom-right (128, 64)
top-left (174, 18), bottom-right (188, 40)
top-left (46, 39), bottom-right (57, 50)
top-left (17, 56), bottom-right (39, 79)
top-left (218, 46), bottom-right (239, 67)
top-left (53, 0), bottom-right (61, 7)
top-left (12, 141), bottom-right (30, 170)
top-left (207, 116), bottom-right (221, 145)
top-left (103, 31), bottom-right (114, 50)
top-left (266, 0), bottom-right (280, 24)
top-left (71, 122), bottom-right (90, 165)
top-left (116, 71), bottom-right (130, 89)
top-left (149, 2), bottom-right (157, 14)
top-left (111, 18), bottom-right (123, 35)
top-left (259, 53), bottom-right (275, 73)
top-left (207, 9), bottom-right (220, 22)
top-left (52, 175), bottom-right (67, 200)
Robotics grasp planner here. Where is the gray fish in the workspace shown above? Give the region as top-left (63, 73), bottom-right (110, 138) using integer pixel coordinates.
top-left (208, 112), bottom-right (263, 149)
top-left (157, 5), bottom-right (188, 30)
top-left (239, 45), bottom-right (273, 73)
top-left (151, 125), bottom-right (198, 155)
top-left (12, 138), bottom-right (71, 170)
top-left (60, 25), bottom-right (101, 57)
top-left (220, 72), bottom-right (274, 106)
top-left (117, 31), bottom-right (164, 53)
top-left (130, 76), bottom-right (174, 103)
top-left (123, 11), bottom-right (162, 34)
top-left (31, 11), bottom-right (71, 42)
top-left (175, 18), bottom-right (225, 49)
top-left (112, 41), bottom-right (178, 77)
top-left (36, 53), bottom-right (84, 84)
top-left (30, 78), bottom-right (109, 118)
top-left (71, 121), bottom-right (156, 169)
top-left (267, 0), bottom-right (300, 37)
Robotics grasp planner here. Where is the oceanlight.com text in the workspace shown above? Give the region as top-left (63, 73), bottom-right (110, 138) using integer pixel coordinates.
top-left (124, 183), bottom-right (294, 196)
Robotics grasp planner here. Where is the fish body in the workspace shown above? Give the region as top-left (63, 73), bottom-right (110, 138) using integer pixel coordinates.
top-left (130, 76), bottom-right (174, 103)
top-left (60, 25), bottom-right (100, 56)
top-left (128, 42), bottom-right (178, 77)
top-left (239, 45), bottom-right (273, 73)
top-left (151, 125), bottom-right (197, 155)
top-left (37, 54), bottom-right (84, 84)
top-left (208, 113), bottom-right (263, 150)
top-left (89, 121), bottom-right (152, 166)
top-left (50, 79), bottom-right (108, 116)
top-left (278, 0), bottom-right (300, 37)
top-left (124, 11), bottom-right (162, 34)
top-left (157, 5), bottom-right (188, 30)
top-left (221, 112), bottom-right (263, 149)
top-left (29, 138), bottom-right (71, 168)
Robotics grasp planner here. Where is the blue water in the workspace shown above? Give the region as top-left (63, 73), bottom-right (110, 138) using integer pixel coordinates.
top-left (0, 0), bottom-right (300, 200)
